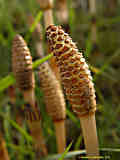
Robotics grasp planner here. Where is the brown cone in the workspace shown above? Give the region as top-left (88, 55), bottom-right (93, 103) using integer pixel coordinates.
top-left (46, 25), bottom-right (96, 117)
top-left (38, 62), bottom-right (66, 121)
top-left (12, 34), bottom-right (35, 91)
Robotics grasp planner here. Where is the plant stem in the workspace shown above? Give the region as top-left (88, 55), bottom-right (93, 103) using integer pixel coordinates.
top-left (89, 0), bottom-right (97, 44)
top-left (54, 121), bottom-right (66, 153)
top-left (42, 1), bottom-right (61, 81)
top-left (56, 0), bottom-right (68, 24)
top-left (89, 0), bottom-right (96, 14)
top-left (44, 9), bottom-right (54, 28)
top-left (27, 120), bottom-right (48, 156)
top-left (23, 89), bottom-right (48, 156)
top-left (80, 113), bottom-right (99, 159)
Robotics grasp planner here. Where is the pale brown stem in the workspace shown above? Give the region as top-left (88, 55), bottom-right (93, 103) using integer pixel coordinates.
top-left (80, 113), bottom-right (99, 159)
top-left (0, 134), bottom-right (10, 160)
top-left (27, 120), bottom-right (48, 156)
top-left (89, 0), bottom-right (96, 15)
top-left (43, 8), bottom-right (60, 79)
top-left (54, 120), bottom-right (66, 153)
top-left (23, 89), bottom-right (48, 156)
top-left (44, 9), bottom-right (54, 28)
top-left (56, 0), bottom-right (68, 24)
top-left (43, 9), bottom-right (61, 81)
top-left (89, 0), bottom-right (97, 44)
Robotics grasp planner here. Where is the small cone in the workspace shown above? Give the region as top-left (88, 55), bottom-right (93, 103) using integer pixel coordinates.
top-left (38, 62), bottom-right (66, 121)
top-left (12, 34), bottom-right (35, 91)
top-left (38, 62), bottom-right (66, 153)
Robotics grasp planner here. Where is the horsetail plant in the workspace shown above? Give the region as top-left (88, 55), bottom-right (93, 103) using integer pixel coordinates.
top-left (46, 25), bottom-right (99, 158)
top-left (36, 0), bottom-right (60, 81)
top-left (12, 34), bottom-right (48, 156)
top-left (28, 17), bottom-right (67, 153)
top-left (38, 61), bottom-right (66, 153)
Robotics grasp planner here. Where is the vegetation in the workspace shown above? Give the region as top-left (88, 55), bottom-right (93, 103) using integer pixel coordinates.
top-left (0, 0), bottom-right (120, 159)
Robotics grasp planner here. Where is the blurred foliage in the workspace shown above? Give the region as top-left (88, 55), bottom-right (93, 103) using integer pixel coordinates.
top-left (0, 0), bottom-right (120, 160)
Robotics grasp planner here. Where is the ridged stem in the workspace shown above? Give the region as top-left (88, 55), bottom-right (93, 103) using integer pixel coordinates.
top-left (89, 0), bottom-right (96, 14)
top-left (23, 89), bottom-right (48, 156)
top-left (54, 121), bottom-right (66, 153)
top-left (56, 0), bottom-right (68, 24)
top-left (44, 10), bottom-right (61, 81)
top-left (89, 0), bottom-right (97, 44)
top-left (80, 113), bottom-right (99, 159)
top-left (27, 120), bottom-right (48, 156)
top-left (44, 9), bottom-right (54, 28)
top-left (40, 1), bottom-right (61, 81)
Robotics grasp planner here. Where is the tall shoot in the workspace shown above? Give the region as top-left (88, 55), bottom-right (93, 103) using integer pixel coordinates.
top-left (12, 34), bottom-right (48, 156)
top-left (46, 25), bottom-right (99, 158)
